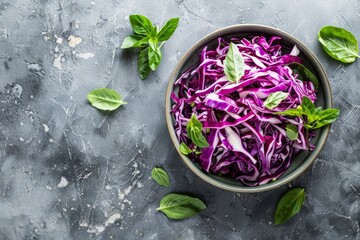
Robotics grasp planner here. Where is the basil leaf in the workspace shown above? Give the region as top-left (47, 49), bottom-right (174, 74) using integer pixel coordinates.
top-left (148, 38), bottom-right (158, 50)
top-left (129, 14), bottom-right (153, 36)
top-left (264, 91), bottom-right (289, 110)
top-left (312, 108), bottom-right (340, 129)
top-left (138, 47), bottom-right (151, 80)
top-left (274, 188), bottom-right (305, 225)
top-left (121, 35), bottom-right (149, 49)
top-left (301, 96), bottom-right (315, 116)
top-left (223, 42), bottom-right (245, 83)
top-left (289, 63), bottom-right (319, 90)
top-left (157, 193), bottom-right (206, 220)
top-left (151, 167), bottom-right (170, 187)
top-left (275, 107), bottom-right (303, 117)
top-left (148, 45), bottom-right (162, 71)
top-left (179, 142), bottom-right (192, 155)
top-left (186, 114), bottom-right (209, 148)
top-left (157, 18), bottom-right (179, 42)
top-left (285, 124), bottom-right (298, 141)
top-left (318, 26), bottom-right (360, 63)
top-left (87, 88), bottom-right (127, 111)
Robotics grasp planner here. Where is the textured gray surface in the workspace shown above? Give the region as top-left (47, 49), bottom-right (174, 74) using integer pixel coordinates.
top-left (0, 0), bottom-right (359, 239)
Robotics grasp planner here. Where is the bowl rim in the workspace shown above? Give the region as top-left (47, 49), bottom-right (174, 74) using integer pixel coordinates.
top-left (165, 24), bottom-right (332, 193)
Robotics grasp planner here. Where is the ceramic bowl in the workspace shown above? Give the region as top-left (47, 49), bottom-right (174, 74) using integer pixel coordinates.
top-left (165, 24), bottom-right (332, 192)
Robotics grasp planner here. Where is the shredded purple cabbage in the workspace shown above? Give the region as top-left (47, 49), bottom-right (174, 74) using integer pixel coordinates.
top-left (171, 36), bottom-right (317, 186)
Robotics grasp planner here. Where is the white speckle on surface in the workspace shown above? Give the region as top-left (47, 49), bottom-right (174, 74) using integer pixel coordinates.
top-left (11, 83), bottom-right (23, 99)
top-left (19, 137), bottom-right (24, 141)
top-left (27, 63), bottom-right (42, 71)
top-left (76, 52), bottom-right (95, 59)
top-left (68, 35), bottom-right (82, 48)
top-left (104, 213), bottom-right (121, 226)
top-left (87, 225), bottom-right (105, 235)
top-left (42, 124), bottom-right (49, 132)
top-left (20, 122), bottom-right (23, 126)
top-left (53, 53), bottom-right (64, 70)
top-left (57, 177), bottom-right (69, 188)
top-left (136, 181), bottom-right (143, 188)
top-left (54, 46), bottom-right (59, 53)
top-left (55, 36), bottom-right (63, 44)
top-left (49, 138), bottom-right (54, 143)
top-left (90, 0), bottom-right (95, 5)
top-left (45, 185), bottom-right (52, 190)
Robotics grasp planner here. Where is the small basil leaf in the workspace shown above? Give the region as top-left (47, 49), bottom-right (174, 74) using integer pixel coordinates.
top-left (148, 45), bottom-right (162, 71)
top-left (301, 97), bottom-right (315, 115)
top-left (151, 167), bottom-right (170, 187)
top-left (275, 107), bottom-right (303, 117)
top-left (285, 124), bottom-right (298, 141)
top-left (318, 26), bottom-right (360, 63)
top-left (179, 142), bottom-right (192, 155)
top-left (120, 35), bottom-right (144, 49)
top-left (121, 35), bottom-right (150, 49)
top-left (186, 114), bottom-right (209, 148)
top-left (274, 188), bottom-right (305, 225)
top-left (223, 42), bottom-right (245, 83)
top-left (157, 193), bottom-right (206, 220)
top-left (157, 18), bottom-right (179, 42)
top-left (87, 88), bottom-right (127, 111)
top-left (312, 108), bottom-right (340, 129)
top-left (289, 63), bottom-right (319, 90)
top-left (129, 14), bottom-right (153, 36)
top-left (138, 47), bottom-right (151, 80)
top-left (264, 91), bottom-right (289, 110)
top-left (148, 38), bottom-right (158, 50)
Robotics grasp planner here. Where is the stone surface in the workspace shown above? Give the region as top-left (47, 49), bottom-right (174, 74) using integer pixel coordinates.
top-left (0, 0), bottom-right (359, 239)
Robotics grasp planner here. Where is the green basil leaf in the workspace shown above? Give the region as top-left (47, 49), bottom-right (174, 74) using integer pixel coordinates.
top-left (157, 18), bottom-right (179, 42)
top-left (186, 114), bottom-right (209, 148)
top-left (157, 193), bottom-right (206, 220)
top-left (87, 88), bottom-right (127, 111)
top-left (285, 124), bottom-right (298, 141)
top-left (301, 96), bottom-right (315, 116)
top-left (138, 47), bottom-right (151, 80)
top-left (122, 36), bottom-right (150, 49)
top-left (148, 45), bottom-right (162, 71)
top-left (274, 188), bottom-right (305, 225)
top-left (148, 38), bottom-right (158, 50)
top-left (312, 108), bottom-right (340, 129)
top-left (179, 142), bottom-right (192, 155)
top-left (264, 91), bottom-right (289, 110)
top-left (289, 63), bottom-right (319, 90)
top-left (151, 167), bottom-right (170, 187)
top-left (275, 107), bottom-right (303, 117)
top-left (129, 14), bottom-right (153, 36)
top-left (318, 26), bottom-right (360, 63)
top-left (223, 42), bottom-right (245, 83)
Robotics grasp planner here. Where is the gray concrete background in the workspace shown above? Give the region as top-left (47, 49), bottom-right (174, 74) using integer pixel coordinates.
top-left (0, 0), bottom-right (359, 239)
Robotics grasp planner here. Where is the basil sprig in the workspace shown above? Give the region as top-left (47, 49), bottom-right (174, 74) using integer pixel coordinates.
top-left (121, 15), bottom-right (179, 79)
top-left (186, 114), bottom-right (209, 148)
top-left (151, 167), bottom-right (170, 187)
top-left (318, 26), bottom-right (360, 63)
top-left (276, 96), bottom-right (339, 145)
top-left (275, 188), bottom-right (305, 225)
top-left (157, 193), bottom-right (206, 220)
top-left (87, 88), bottom-right (127, 111)
top-left (223, 42), bottom-right (245, 83)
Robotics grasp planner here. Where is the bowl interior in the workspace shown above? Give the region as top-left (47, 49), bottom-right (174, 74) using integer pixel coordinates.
top-left (166, 25), bottom-right (332, 192)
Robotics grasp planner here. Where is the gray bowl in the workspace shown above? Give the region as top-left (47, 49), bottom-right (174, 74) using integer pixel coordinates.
top-left (165, 24), bottom-right (332, 192)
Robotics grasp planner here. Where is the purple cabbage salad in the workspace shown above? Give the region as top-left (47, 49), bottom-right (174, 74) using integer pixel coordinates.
top-left (170, 36), bottom-right (319, 186)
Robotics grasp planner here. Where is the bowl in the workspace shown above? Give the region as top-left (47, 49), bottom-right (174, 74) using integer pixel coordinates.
top-left (165, 24), bottom-right (332, 192)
